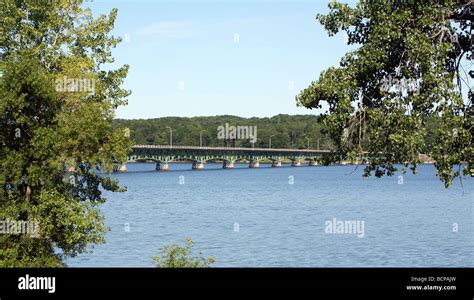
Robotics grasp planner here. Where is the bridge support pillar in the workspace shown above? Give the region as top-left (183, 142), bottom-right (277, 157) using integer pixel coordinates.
top-left (155, 163), bottom-right (169, 171)
top-left (223, 161), bottom-right (234, 169)
top-left (271, 161), bottom-right (282, 167)
top-left (291, 161), bottom-right (301, 167)
top-left (249, 161), bottom-right (260, 168)
top-left (192, 161), bottom-right (205, 170)
top-left (120, 164), bottom-right (127, 172)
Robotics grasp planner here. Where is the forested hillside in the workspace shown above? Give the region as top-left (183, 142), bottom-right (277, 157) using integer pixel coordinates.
top-left (114, 115), bottom-right (334, 149)
top-left (114, 115), bottom-right (442, 152)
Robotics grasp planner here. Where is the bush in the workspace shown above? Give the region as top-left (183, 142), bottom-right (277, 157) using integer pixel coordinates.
top-left (152, 238), bottom-right (215, 268)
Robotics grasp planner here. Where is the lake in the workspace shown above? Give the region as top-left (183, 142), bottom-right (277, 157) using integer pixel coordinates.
top-left (67, 163), bottom-right (473, 267)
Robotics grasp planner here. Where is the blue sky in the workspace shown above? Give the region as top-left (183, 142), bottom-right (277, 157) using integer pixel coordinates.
top-left (87, 0), bottom-right (356, 119)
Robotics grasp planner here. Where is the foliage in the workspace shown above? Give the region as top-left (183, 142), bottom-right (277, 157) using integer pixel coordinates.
top-left (152, 239), bottom-right (215, 268)
top-left (0, 0), bottom-right (130, 266)
top-left (296, 0), bottom-right (473, 187)
top-left (115, 114), bottom-right (444, 153)
top-left (115, 115), bottom-right (339, 150)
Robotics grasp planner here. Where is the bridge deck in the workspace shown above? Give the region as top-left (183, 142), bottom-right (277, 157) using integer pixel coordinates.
top-left (132, 145), bottom-right (330, 155)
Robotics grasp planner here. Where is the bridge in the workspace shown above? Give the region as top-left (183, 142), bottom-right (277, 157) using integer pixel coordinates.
top-left (117, 145), bottom-right (331, 171)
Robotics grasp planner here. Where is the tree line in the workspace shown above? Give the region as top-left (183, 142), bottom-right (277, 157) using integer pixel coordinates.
top-left (114, 114), bottom-right (444, 152)
top-left (114, 115), bottom-right (335, 150)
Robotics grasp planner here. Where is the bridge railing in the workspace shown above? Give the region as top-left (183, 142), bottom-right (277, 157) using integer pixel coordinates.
top-left (132, 144), bottom-right (331, 154)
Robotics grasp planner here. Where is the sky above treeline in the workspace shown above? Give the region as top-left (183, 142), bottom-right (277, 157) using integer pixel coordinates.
top-left (86, 0), bottom-right (357, 119)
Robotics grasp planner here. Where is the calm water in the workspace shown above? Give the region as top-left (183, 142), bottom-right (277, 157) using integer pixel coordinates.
top-left (67, 163), bottom-right (473, 267)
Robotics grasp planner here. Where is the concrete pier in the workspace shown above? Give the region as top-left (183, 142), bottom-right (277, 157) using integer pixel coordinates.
top-left (291, 161), bottom-right (301, 167)
top-left (192, 161), bottom-right (205, 170)
top-left (223, 161), bottom-right (235, 169)
top-left (155, 163), bottom-right (169, 171)
top-left (249, 161), bottom-right (260, 168)
top-left (271, 161), bottom-right (282, 167)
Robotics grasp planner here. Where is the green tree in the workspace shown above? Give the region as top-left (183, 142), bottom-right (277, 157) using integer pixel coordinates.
top-left (114, 114), bottom-right (333, 149)
top-left (0, 0), bottom-right (130, 266)
top-left (297, 0), bottom-right (473, 187)
top-left (152, 239), bottom-right (216, 268)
